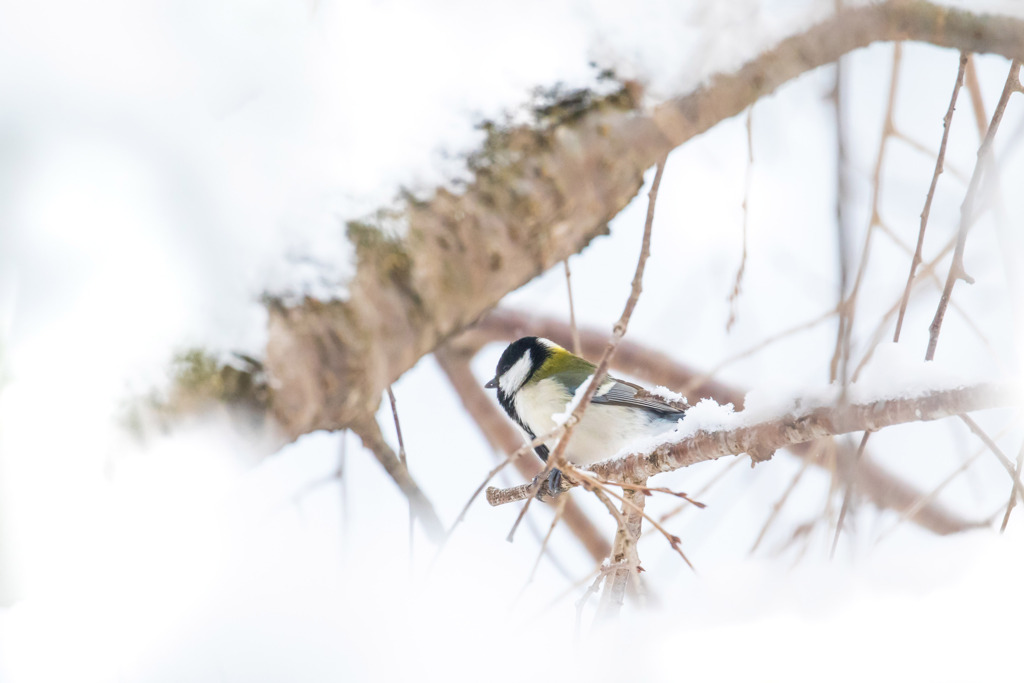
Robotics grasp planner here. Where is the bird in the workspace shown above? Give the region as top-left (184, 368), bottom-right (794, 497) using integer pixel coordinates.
top-left (484, 336), bottom-right (687, 489)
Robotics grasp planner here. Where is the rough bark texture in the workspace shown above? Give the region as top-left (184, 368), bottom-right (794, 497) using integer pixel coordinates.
top-left (259, 2), bottom-right (1024, 440)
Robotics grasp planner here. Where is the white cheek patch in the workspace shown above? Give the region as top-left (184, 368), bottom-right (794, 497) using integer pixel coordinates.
top-left (499, 351), bottom-right (533, 393)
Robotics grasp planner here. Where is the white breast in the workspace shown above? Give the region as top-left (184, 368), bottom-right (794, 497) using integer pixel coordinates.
top-left (514, 378), bottom-right (679, 465)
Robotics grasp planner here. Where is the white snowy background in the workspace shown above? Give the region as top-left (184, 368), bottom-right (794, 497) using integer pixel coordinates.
top-left (1, 0), bottom-right (1023, 681)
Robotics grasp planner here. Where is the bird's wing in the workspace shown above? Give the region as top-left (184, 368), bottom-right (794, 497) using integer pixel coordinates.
top-left (591, 378), bottom-right (688, 416)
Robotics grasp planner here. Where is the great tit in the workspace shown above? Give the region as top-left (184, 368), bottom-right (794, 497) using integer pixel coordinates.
top-left (484, 337), bottom-right (687, 472)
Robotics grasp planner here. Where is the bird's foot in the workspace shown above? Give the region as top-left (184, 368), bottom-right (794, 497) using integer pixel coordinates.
top-left (531, 467), bottom-right (564, 500)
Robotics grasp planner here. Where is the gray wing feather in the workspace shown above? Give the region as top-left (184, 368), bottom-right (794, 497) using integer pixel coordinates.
top-left (591, 379), bottom-right (687, 416)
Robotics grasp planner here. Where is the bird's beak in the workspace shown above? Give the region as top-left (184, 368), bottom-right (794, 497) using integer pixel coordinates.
top-left (484, 376), bottom-right (498, 389)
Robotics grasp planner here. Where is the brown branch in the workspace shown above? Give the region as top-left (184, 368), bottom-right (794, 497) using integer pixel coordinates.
top-left (832, 43), bottom-right (903, 385)
top-left (830, 431), bottom-right (872, 558)
top-left (877, 443), bottom-right (987, 541)
top-left (349, 417), bottom-right (445, 542)
top-left (926, 60), bottom-right (1022, 360)
top-left (527, 494), bottom-right (571, 584)
top-left (596, 478), bottom-right (646, 620)
top-left (486, 383), bottom-right (1019, 506)
top-left (958, 413), bottom-right (1024, 502)
top-left (255, 1), bottom-right (1024, 441)
top-left (1000, 441), bottom-right (1024, 531)
top-left (462, 309), bottom-right (985, 534)
top-left (894, 52), bottom-right (968, 343)
top-left (570, 467), bottom-right (695, 571)
top-left (751, 448), bottom-right (815, 553)
top-left (727, 107), bottom-right (754, 332)
top-left (387, 386), bottom-right (414, 555)
top-left (964, 55), bottom-right (991, 138)
top-left (563, 259), bottom-right (581, 356)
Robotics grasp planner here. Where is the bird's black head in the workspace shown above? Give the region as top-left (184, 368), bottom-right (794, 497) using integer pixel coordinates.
top-left (484, 337), bottom-right (553, 396)
top-left (485, 337), bottom-right (558, 461)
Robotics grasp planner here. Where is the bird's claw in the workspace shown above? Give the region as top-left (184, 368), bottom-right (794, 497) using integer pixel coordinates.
top-left (539, 468), bottom-right (563, 499)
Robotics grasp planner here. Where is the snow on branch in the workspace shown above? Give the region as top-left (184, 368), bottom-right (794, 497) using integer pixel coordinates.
top-left (261, 1), bottom-right (1024, 440)
top-left (485, 383), bottom-right (1020, 506)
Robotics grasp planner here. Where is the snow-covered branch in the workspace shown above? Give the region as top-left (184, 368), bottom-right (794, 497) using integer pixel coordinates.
top-left (260, 1), bottom-right (1024, 440)
top-left (485, 383), bottom-right (1020, 506)
top-left (462, 309), bottom-right (986, 535)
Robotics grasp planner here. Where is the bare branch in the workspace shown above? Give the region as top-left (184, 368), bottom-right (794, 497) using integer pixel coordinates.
top-left (926, 60), bottom-right (1022, 360)
top-left (596, 479), bottom-right (646, 620)
top-left (830, 431), bottom-right (872, 558)
top-left (832, 43), bottom-right (903, 385)
top-left (727, 107), bottom-right (754, 332)
top-left (894, 52), bottom-right (968, 343)
top-left (958, 413), bottom-right (1024, 502)
top-left (387, 386), bottom-right (414, 556)
top-left (570, 467), bottom-right (695, 572)
top-left (486, 383), bottom-right (1019, 506)
top-left (751, 448), bottom-right (815, 553)
top-left (563, 259), bottom-right (581, 356)
top-left (964, 55), bottom-right (991, 138)
top-left (1000, 441), bottom-right (1024, 531)
top-left (350, 417), bottom-right (445, 542)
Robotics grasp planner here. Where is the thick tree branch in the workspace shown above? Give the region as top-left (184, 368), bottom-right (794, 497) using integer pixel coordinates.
top-left (596, 479), bottom-right (646, 620)
top-left (260, 1), bottom-right (1024, 439)
top-left (485, 383), bottom-right (1019, 506)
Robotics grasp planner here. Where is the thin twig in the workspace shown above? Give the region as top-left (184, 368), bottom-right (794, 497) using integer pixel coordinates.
top-left (568, 465), bottom-right (695, 571)
top-left (927, 60), bottom-right (1022, 360)
top-left (527, 494), bottom-right (570, 585)
top-left (830, 431), bottom-right (872, 558)
top-left (877, 445), bottom-right (987, 542)
top-left (658, 457), bottom-right (743, 526)
top-left (831, 49), bottom-right (851, 384)
top-left (459, 422), bottom-right (567, 535)
top-left (853, 232), bottom-right (1002, 382)
top-left (683, 307), bottom-right (837, 397)
top-left (505, 155), bottom-right (668, 543)
top-left (959, 413), bottom-right (1024, 502)
top-left (564, 259), bottom-right (582, 356)
top-left (750, 445), bottom-right (816, 554)
top-left (594, 480), bottom-right (705, 509)
top-left (350, 417), bottom-right (445, 542)
top-left (338, 431), bottom-right (350, 552)
top-left (894, 52), bottom-right (968, 342)
top-left (832, 43), bottom-right (903, 385)
top-left (727, 107), bottom-right (754, 332)
top-left (387, 386), bottom-right (414, 559)
top-left (575, 566), bottom-right (608, 640)
top-left (999, 441), bottom-right (1024, 532)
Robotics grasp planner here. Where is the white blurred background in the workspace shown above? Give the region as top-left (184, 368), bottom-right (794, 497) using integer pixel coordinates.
top-left (1, 1), bottom-right (1023, 681)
